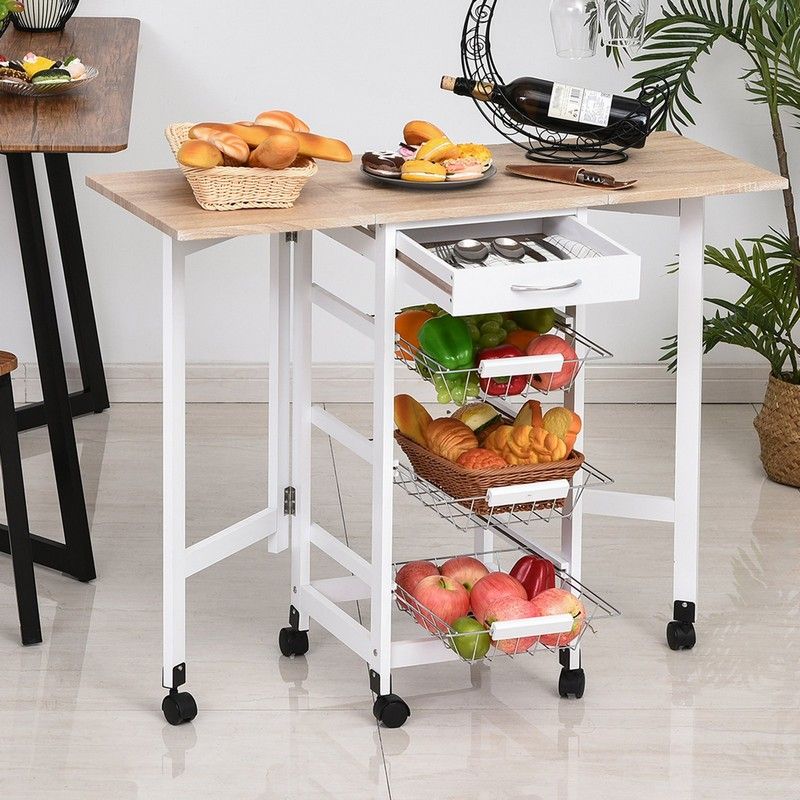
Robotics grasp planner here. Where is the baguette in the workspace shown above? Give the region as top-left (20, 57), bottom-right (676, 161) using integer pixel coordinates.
top-left (226, 123), bottom-right (352, 162)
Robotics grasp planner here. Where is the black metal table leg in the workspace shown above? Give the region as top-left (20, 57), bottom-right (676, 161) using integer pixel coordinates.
top-left (3, 153), bottom-right (96, 582)
top-left (0, 372), bottom-right (42, 645)
top-left (11, 153), bottom-right (110, 433)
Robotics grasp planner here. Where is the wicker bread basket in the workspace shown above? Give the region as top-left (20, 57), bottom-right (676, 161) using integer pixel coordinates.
top-left (395, 431), bottom-right (584, 515)
top-left (165, 123), bottom-right (318, 211)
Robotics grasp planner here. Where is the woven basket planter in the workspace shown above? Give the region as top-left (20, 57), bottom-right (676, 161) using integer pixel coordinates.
top-left (165, 123), bottom-right (317, 211)
top-left (395, 431), bottom-right (584, 515)
top-left (753, 374), bottom-right (800, 488)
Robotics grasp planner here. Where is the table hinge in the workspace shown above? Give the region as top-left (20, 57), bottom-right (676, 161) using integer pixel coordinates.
top-left (283, 485), bottom-right (296, 516)
top-left (285, 231), bottom-right (298, 243)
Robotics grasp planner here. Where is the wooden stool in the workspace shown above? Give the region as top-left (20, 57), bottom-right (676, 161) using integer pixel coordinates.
top-left (0, 351), bottom-right (41, 645)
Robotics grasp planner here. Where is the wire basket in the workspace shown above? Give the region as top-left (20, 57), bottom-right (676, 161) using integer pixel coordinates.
top-left (12, 0), bottom-right (79, 31)
top-left (393, 548), bottom-right (620, 663)
top-left (165, 123), bottom-right (318, 211)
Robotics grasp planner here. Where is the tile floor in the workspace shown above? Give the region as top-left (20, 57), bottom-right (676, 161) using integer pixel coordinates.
top-left (0, 402), bottom-right (798, 799)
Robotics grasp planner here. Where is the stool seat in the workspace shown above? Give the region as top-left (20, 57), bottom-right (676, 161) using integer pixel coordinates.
top-left (0, 351), bottom-right (17, 377)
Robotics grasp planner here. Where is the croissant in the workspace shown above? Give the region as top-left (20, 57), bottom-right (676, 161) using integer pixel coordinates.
top-left (426, 418), bottom-right (478, 462)
top-left (483, 424), bottom-right (567, 465)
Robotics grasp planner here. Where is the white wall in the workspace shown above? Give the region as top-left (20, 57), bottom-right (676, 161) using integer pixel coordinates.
top-left (1, 0), bottom-right (794, 377)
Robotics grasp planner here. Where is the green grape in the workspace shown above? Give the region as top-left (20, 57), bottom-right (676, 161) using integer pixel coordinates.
top-left (467, 324), bottom-right (481, 343)
top-left (479, 320), bottom-right (502, 333)
top-left (482, 313), bottom-right (504, 325)
top-left (478, 331), bottom-right (505, 349)
top-left (502, 319), bottom-right (519, 332)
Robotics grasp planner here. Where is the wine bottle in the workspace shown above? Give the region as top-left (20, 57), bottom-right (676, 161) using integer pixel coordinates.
top-left (441, 75), bottom-right (651, 149)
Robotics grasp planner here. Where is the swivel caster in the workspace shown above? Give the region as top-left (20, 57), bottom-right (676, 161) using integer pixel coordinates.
top-left (666, 620), bottom-right (696, 651)
top-left (279, 627), bottom-right (309, 657)
top-left (558, 667), bottom-right (586, 699)
top-left (162, 691), bottom-right (198, 725)
top-left (373, 693), bottom-right (410, 728)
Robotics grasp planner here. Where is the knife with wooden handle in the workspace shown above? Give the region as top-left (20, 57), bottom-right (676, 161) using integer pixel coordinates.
top-left (505, 164), bottom-right (637, 190)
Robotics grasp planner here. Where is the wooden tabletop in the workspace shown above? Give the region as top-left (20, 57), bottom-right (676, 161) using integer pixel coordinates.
top-left (87, 132), bottom-right (787, 241)
top-left (0, 17), bottom-right (139, 153)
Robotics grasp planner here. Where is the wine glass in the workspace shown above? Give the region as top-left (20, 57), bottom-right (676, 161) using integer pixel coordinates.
top-left (597, 0), bottom-right (649, 52)
top-left (549, 0), bottom-right (599, 59)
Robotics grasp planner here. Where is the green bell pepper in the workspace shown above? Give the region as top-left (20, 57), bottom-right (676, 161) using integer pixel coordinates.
top-left (417, 315), bottom-right (474, 370)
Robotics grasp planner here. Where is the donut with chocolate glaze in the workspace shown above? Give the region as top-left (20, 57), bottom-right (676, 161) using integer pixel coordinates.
top-left (361, 151), bottom-right (405, 179)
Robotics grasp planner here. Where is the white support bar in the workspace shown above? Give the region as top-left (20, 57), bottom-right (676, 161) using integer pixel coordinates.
top-left (178, 237), bottom-right (234, 256)
top-left (488, 518), bottom-right (568, 570)
top-left (489, 613), bottom-right (574, 640)
top-left (485, 479), bottom-right (569, 508)
top-left (391, 637), bottom-right (461, 669)
top-left (298, 585), bottom-right (373, 662)
top-left (184, 508), bottom-right (279, 578)
top-left (310, 282), bottom-right (374, 340)
top-left (477, 353), bottom-right (564, 379)
top-left (321, 226), bottom-right (376, 260)
top-left (582, 489), bottom-right (675, 523)
top-left (311, 406), bottom-right (373, 464)
top-left (311, 575), bottom-right (371, 603)
top-left (309, 523), bottom-right (372, 585)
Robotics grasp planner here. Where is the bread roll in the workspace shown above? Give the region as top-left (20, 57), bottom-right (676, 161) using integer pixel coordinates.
top-left (404, 120), bottom-right (445, 146)
top-left (208, 131), bottom-right (250, 165)
top-left (251, 131), bottom-right (300, 169)
top-left (254, 110), bottom-right (296, 131)
top-left (188, 123), bottom-right (229, 141)
top-left (177, 139), bottom-right (223, 169)
top-left (291, 115), bottom-right (310, 133)
top-left (226, 123), bottom-right (352, 162)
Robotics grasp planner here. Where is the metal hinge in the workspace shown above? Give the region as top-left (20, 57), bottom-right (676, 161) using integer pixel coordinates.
top-left (285, 231), bottom-right (298, 243)
top-left (283, 486), bottom-right (296, 515)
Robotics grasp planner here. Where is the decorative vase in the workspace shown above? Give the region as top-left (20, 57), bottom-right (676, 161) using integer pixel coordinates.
top-left (753, 374), bottom-right (800, 487)
top-left (548, 0), bottom-right (598, 59)
top-left (12, 0), bottom-right (79, 32)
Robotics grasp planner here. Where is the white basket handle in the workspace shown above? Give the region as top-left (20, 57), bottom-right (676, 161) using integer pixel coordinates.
top-left (485, 479), bottom-right (570, 507)
top-left (477, 353), bottom-right (564, 378)
top-left (489, 613), bottom-right (574, 640)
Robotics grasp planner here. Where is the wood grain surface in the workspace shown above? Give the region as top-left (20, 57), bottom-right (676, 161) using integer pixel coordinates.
top-left (0, 17), bottom-right (139, 153)
top-left (0, 351), bottom-right (18, 376)
top-left (87, 132), bottom-right (788, 241)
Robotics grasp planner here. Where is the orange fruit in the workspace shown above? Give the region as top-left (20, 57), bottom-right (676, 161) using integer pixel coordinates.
top-left (505, 329), bottom-right (539, 351)
top-left (395, 310), bottom-right (433, 360)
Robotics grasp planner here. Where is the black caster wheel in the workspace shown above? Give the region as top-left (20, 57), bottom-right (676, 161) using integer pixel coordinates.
top-left (162, 691), bottom-right (198, 725)
top-left (558, 667), bottom-right (586, 699)
top-left (279, 627), bottom-right (309, 657)
top-left (373, 693), bottom-right (411, 728)
top-left (666, 620), bottom-right (696, 651)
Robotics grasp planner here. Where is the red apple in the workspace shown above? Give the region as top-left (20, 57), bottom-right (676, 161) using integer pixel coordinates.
top-left (484, 596), bottom-right (539, 654)
top-left (395, 560), bottom-right (439, 599)
top-left (469, 572), bottom-right (527, 624)
top-left (411, 574), bottom-right (471, 633)
top-left (440, 556), bottom-right (490, 593)
top-left (527, 587), bottom-right (587, 647)
top-left (526, 334), bottom-right (579, 391)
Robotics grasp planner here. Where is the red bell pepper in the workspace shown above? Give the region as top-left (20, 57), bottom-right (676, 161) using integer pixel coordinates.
top-left (476, 344), bottom-right (527, 397)
top-left (510, 555), bottom-right (556, 600)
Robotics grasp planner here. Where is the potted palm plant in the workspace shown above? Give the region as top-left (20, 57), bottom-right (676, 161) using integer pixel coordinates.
top-left (0, 1), bottom-right (24, 38)
top-left (616, 0), bottom-right (800, 487)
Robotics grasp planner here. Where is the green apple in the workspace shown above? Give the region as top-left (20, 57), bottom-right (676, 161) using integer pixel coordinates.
top-left (511, 307), bottom-right (558, 334)
top-left (450, 616), bottom-right (491, 660)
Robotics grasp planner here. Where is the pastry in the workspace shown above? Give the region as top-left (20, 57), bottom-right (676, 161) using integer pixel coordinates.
top-left (208, 131), bottom-right (250, 166)
top-left (362, 151), bottom-right (404, 178)
top-left (225, 123), bottom-right (353, 162)
top-left (188, 123), bottom-right (229, 141)
top-left (63, 56), bottom-right (86, 80)
top-left (400, 160), bottom-right (447, 183)
top-left (254, 110), bottom-right (296, 131)
top-left (403, 120), bottom-right (446, 146)
top-left (250, 131), bottom-right (300, 169)
top-left (0, 59), bottom-right (29, 81)
top-left (416, 136), bottom-right (460, 163)
top-left (425, 418), bottom-right (478, 462)
top-left (398, 143), bottom-right (419, 160)
top-left (22, 52), bottom-right (55, 79)
top-left (31, 68), bottom-right (71, 85)
top-left (456, 143), bottom-right (494, 171)
top-left (177, 139), bottom-right (224, 169)
top-left (443, 156), bottom-right (484, 181)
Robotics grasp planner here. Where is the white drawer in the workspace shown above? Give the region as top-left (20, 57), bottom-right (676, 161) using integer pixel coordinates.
top-left (395, 214), bottom-right (641, 316)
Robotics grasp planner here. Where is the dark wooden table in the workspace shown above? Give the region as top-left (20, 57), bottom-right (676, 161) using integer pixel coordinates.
top-left (1, 16), bottom-right (139, 584)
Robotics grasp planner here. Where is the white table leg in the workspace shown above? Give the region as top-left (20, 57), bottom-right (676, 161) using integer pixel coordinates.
top-left (162, 235), bottom-right (187, 693)
top-left (671, 197), bottom-right (704, 645)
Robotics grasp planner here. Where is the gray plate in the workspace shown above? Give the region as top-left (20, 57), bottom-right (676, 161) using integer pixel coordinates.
top-left (360, 164), bottom-right (496, 189)
top-left (0, 66), bottom-right (99, 97)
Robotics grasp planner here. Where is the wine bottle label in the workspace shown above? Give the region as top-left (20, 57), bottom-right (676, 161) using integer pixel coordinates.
top-left (548, 83), bottom-right (612, 127)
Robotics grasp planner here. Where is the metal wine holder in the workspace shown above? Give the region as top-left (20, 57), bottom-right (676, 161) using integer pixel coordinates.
top-left (460, 0), bottom-right (669, 164)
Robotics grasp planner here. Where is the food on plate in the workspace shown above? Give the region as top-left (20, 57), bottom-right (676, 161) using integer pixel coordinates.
top-left (31, 68), bottom-right (71, 85)
top-left (393, 394), bottom-right (433, 448)
top-left (395, 560), bottom-right (440, 597)
top-left (456, 447), bottom-right (507, 471)
top-left (177, 139), bottom-right (224, 169)
top-left (514, 399), bottom-right (544, 429)
top-left (362, 150), bottom-right (405, 179)
top-left (417, 315), bottom-right (474, 370)
top-left (455, 143), bottom-right (494, 171)
top-left (476, 344), bottom-right (527, 397)
top-left (400, 159), bottom-right (447, 183)
top-left (527, 588), bottom-right (587, 647)
top-left (450, 402), bottom-right (502, 439)
top-left (0, 58), bottom-right (27, 81)
top-left (509, 555), bottom-right (556, 600)
top-left (1, 52), bottom-right (89, 85)
top-left (398, 142), bottom-right (419, 160)
top-left (64, 57), bottom-right (87, 80)
top-left (440, 556), bottom-right (490, 592)
top-left (512, 307), bottom-right (558, 335)
top-left (403, 120), bottom-right (446, 146)
top-left (450, 616), bottom-right (491, 660)
top-left (526, 334), bottom-right (579, 391)
top-left (416, 136), bottom-right (460, 163)
top-left (250, 131), bottom-right (300, 169)
top-left (484, 596), bottom-right (540, 654)
top-left (411, 574), bottom-right (471, 633)
top-left (483, 424), bottom-right (568, 465)
top-left (394, 308), bottom-right (434, 359)
top-left (225, 123), bottom-right (353, 162)
top-left (505, 328), bottom-right (539, 351)
top-left (469, 572), bottom-right (527, 624)
top-left (208, 131), bottom-right (250, 166)
top-left (442, 157), bottom-right (483, 181)
top-left (542, 407), bottom-right (582, 454)
top-left (425, 417), bottom-right (478, 462)
top-left (22, 52), bottom-right (55, 78)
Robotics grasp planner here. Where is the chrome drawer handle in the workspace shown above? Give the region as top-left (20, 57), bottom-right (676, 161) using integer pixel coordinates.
top-left (510, 279), bottom-right (582, 292)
